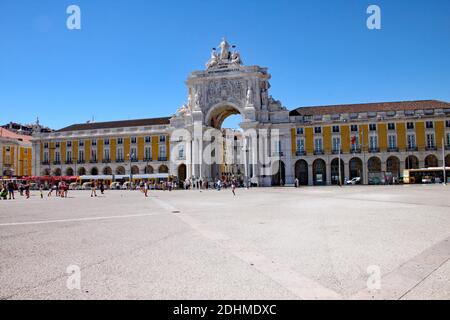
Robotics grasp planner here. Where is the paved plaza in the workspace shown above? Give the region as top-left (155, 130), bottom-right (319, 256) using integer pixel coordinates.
top-left (0, 185), bottom-right (449, 300)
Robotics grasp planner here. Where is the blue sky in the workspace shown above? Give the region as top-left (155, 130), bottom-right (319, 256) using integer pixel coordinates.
top-left (0, 0), bottom-right (449, 130)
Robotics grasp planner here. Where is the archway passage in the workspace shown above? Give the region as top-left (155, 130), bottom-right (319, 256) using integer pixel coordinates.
top-left (330, 158), bottom-right (344, 185)
top-left (3, 169), bottom-right (13, 177)
top-left (66, 167), bottom-right (74, 176)
top-left (131, 165), bottom-right (139, 175)
top-left (116, 166), bottom-right (125, 175)
top-left (349, 157), bottom-right (363, 181)
top-left (386, 156), bottom-right (400, 178)
top-left (272, 160), bottom-right (285, 186)
top-left (446, 154), bottom-right (450, 167)
top-left (424, 154), bottom-right (438, 168)
top-left (178, 164), bottom-right (187, 181)
top-left (77, 167), bottom-right (86, 176)
top-left (53, 168), bottom-right (62, 176)
top-left (42, 168), bottom-right (51, 176)
top-left (159, 165), bottom-right (169, 174)
top-left (207, 104), bottom-right (242, 129)
top-left (405, 155), bottom-right (419, 169)
top-left (294, 160), bottom-right (308, 185)
top-left (367, 156), bottom-right (382, 185)
top-left (144, 165), bottom-right (154, 174)
top-left (313, 158), bottom-right (326, 185)
top-left (91, 167), bottom-right (99, 176)
top-left (103, 167), bottom-right (112, 175)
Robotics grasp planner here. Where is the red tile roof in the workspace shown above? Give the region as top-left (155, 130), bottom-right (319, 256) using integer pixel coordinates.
top-left (57, 117), bottom-right (171, 132)
top-left (0, 128), bottom-right (32, 143)
top-left (289, 100), bottom-right (450, 117)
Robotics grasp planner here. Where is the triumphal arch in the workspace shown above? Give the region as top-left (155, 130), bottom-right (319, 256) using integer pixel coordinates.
top-left (169, 39), bottom-right (293, 186)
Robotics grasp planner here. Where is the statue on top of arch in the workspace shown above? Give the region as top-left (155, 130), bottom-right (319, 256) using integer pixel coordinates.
top-left (205, 38), bottom-right (243, 69)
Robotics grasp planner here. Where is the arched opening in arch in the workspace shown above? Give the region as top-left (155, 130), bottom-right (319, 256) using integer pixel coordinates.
top-left (349, 157), bottom-right (363, 181)
top-left (424, 154), bottom-right (438, 168)
top-left (103, 167), bottom-right (112, 175)
top-left (66, 167), bottom-right (74, 176)
top-left (178, 164), bottom-right (187, 182)
top-left (330, 158), bottom-right (344, 185)
top-left (159, 165), bottom-right (169, 174)
top-left (405, 155), bottom-right (419, 169)
top-left (91, 167), bottom-right (99, 176)
top-left (446, 154), bottom-right (450, 167)
top-left (206, 104), bottom-right (243, 129)
top-left (271, 160), bottom-right (285, 186)
top-left (368, 157), bottom-right (382, 173)
top-left (42, 168), bottom-right (51, 176)
top-left (294, 160), bottom-right (308, 185)
top-left (77, 167), bottom-right (86, 176)
top-left (131, 165), bottom-right (139, 175)
top-left (3, 169), bottom-right (13, 177)
top-left (312, 158), bottom-right (326, 185)
top-left (115, 166), bottom-right (125, 175)
top-left (386, 156), bottom-right (400, 179)
top-left (144, 165), bottom-right (154, 174)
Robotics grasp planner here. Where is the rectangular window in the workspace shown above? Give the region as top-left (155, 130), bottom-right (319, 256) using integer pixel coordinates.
top-left (178, 147), bottom-right (185, 159)
top-left (44, 142), bottom-right (49, 149)
top-left (78, 150), bottom-right (84, 161)
top-left (79, 140), bottom-right (84, 147)
top-left (388, 123), bottom-right (396, 131)
top-left (117, 148), bottom-right (123, 160)
top-left (104, 149), bottom-right (110, 160)
top-left (117, 138), bottom-right (123, 145)
top-left (145, 146), bottom-right (152, 159)
top-left (145, 136), bottom-right (151, 143)
top-left (388, 135), bottom-right (397, 149)
top-left (407, 122), bottom-right (415, 130)
top-left (332, 137), bottom-right (341, 151)
top-left (447, 133), bottom-right (450, 147)
top-left (314, 127), bottom-right (322, 134)
top-left (159, 144), bottom-right (166, 158)
top-left (91, 150), bottom-right (97, 161)
top-left (369, 136), bottom-right (378, 150)
top-left (407, 134), bottom-right (416, 149)
top-left (159, 135), bottom-right (166, 143)
top-left (104, 139), bottom-right (110, 145)
top-left (314, 138), bottom-right (323, 152)
top-left (296, 139), bottom-right (305, 152)
top-left (351, 125), bottom-right (358, 132)
top-left (332, 126), bottom-right (340, 133)
top-left (446, 120), bottom-right (450, 128)
top-left (92, 140), bottom-right (97, 146)
top-left (369, 124), bottom-right (377, 131)
top-left (426, 133), bottom-right (435, 148)
top-left (131, 137), bottom-right (137, 144)
top-left (44, 152), bottom-right (49, 162)
top-left (66, 151), bottom-right (72, 161)
top-left (55, 151), bottom-right (60, 162)
top-left (67, 141), bottom-right (72, 147)
top-left (55, 141), bottom-right (60, 148)
top-left (426, 121), bottom-right (434, 129)
top-left (130, 147), bottom-right (137, 160)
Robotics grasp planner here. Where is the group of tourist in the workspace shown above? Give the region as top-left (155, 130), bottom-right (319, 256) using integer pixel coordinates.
top-left (1, 181), bottom-right (32, 200)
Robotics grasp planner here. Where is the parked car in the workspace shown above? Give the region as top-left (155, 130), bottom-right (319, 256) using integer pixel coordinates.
top-left (346, 177), bottom-right (361, 185)
top-left (69, 182), bottom-right (80, 190)
top-left (81, 182), bottom-right (93, 190)
top-left (422, 176), bottom-right (433, 184)
top-left (121, 182), bottom-right (131, 190)
top-left (110, 182), bottom-right (121, 190)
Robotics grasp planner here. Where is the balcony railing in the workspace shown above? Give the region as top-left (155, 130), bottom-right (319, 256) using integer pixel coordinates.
top-left (42, 161), bottom-right (50, 165)
top-left (102, 159), bottom-right (111, 163)
top-left (368, 147), bottom-right (380, 153)
top-left (446, 145), bottom-right (450, 151)
top-left (130, 158), bottom-right (139, 163)
top-left (158, 157), bottom-right (168, 161)
top-left (296, 150), bottom-right (306, 156)
top-left (271, 152), bottom-right (283, 157)
top-left (331, 149), bottom-right (342, 155)
top-left (65, 160), bottom-right (73, 164)
top-left (143, 157), bottom-right (152, 162)
top-left (426, 146), bottom-right (437, 151)
top-left (89, 159), bottom-right (98, 164)
top-left (177, 156), bottom-right (186, 160)
top-left (407, 146), bottom-right (418, 152)
top-left (387, 147), bottom-right (399, 152)
top-left (351, 147), bottom-right (361, 153)
top-left (53, 161), bottom-right (61, 165)
top-left (314, 149), bottom-right (324, 155)
top-left (116, 159), bottom-right (124, 163)
top-left (77, 160), bottom-right (85, 164)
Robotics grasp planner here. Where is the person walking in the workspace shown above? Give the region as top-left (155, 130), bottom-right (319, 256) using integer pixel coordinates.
top-left (295, 178), bottom-right (299, 188)
top-left (144, 180), bottom-right (149, 197)
top-left (24, 182), bottom-right (30, 199)
top-left (7, 181), bottom-right (15, 200)
top-left (39, 184), bottom-right (44, 199)
top-left (90, 181), bottom-right (97, 197)
top-left (100, 181), bottom-right (105, 195)
top-left (231, 179), bottom-right (236, 196)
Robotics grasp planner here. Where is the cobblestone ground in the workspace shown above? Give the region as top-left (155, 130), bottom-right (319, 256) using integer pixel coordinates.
top-left (0, 184), bottom-right (449, 300)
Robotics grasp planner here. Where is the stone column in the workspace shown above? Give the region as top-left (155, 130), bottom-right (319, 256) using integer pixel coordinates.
top-left (326, 162), bottom-right (332, 186)
top-left (308, 163), bottom-right (313, 186)
top-left (283, 131), bottom-right (294, 185)
top-left (344, 161), bottom-right (349, 182)
top-left (186, 139), bottom-right (192, 179)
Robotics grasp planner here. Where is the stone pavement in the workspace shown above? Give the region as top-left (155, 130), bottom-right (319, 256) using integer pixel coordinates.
top-left (0, 184), bottom-right (449, 299)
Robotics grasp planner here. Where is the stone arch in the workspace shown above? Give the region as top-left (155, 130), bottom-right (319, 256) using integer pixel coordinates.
top-left (330, 158), bottom-right (344, 185)
top-left (424, 154), bottom-right (438, 168)
top-left (77, 167), bottom-right (86, 176)
top-left (42, 168), bottom-right (51, 176)
top-left (312, 158), bottom-right (326, 185)
top-left (386, 156), bottom-right (400, 178)
top-left (405, 155), bottom-right (419, 169)
top-left (3, 169), bottom-right (13, 177)
top-left (144, 165), bottom-right (154, 174)
top-left (271, 160), bottom-right (285, 186)
top-left (158, 165), bottom-right (169, 173)
top-left (204, 102), bottom-right (244, 129)
top-left (446, 154), bottom-right (450, 167)
top-left (90, 167), bottom-right (99, 176)
top-left (103, 167), bottom-right (112, 175)
top-left (116, 166), bottom-right (125, 175)
top-left (178, 164), bottom-right (187, 181)
top-left (131, 165), bottom-right (140, 175)
top-left (52, 168), bottom-right (62, 176)
top-left (294, 159), bottom-right (308, 185)
top-left (368, 156), bottom-right (382, 173)
top-left (66, 167), bottom-right (74, 176)
top-left (349, 157), bottom-right (363, 180)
